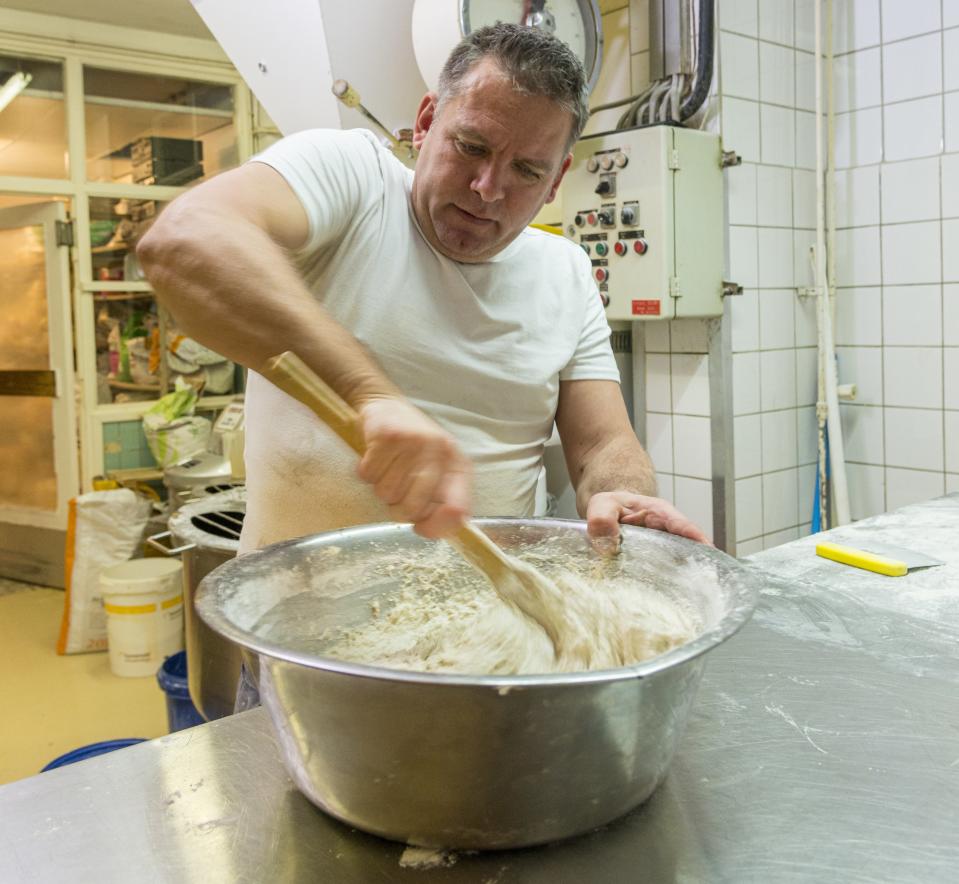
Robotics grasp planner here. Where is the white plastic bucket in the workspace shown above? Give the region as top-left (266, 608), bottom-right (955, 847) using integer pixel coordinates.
top-left (100, 558), bottom-right (185, 677)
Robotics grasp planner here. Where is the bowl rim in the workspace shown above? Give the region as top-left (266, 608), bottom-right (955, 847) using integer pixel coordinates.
top-left (195, 519), bottom-right (762, 688)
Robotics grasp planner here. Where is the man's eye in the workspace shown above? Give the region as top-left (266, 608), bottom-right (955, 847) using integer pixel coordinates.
top-left (457, 140), bottom-right (485, 155)
top-left (517, 166), bottom-right (542, 181)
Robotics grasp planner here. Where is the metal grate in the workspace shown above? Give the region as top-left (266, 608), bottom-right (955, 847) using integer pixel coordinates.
top-left (189, 510), bottom-right (244, 540)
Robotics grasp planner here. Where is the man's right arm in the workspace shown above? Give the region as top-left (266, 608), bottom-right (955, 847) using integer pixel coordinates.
top-left (136, 161), bottom-right (471, 538)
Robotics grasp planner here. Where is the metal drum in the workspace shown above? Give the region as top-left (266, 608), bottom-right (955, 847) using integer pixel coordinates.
top-left (196, 519), bottom-right (760, 849)
top-left (149, 488), bottom-right (245, 721)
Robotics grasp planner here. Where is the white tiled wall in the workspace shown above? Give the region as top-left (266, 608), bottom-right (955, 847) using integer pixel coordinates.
top-left (831, 4), bottom-right (959, 516)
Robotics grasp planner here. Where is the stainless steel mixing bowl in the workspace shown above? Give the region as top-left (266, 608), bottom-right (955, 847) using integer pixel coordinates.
top-left (195, 519), bottom-right (760, 849)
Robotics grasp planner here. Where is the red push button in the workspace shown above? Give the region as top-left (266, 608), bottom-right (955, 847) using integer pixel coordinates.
top-left (633, 238), bottom-right (649, 255)
top-left (587, 212), bottom-right (597, 226)
top-left (614, 240), bottom-right (627, 256)
top-left (595, 267), bottom-right (608, 283)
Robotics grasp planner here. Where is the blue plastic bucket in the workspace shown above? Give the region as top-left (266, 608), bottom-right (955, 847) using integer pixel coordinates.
top-left (156, 651), bottom-right (205, 732)
top-left (41, 738), bottom-right (146, 772)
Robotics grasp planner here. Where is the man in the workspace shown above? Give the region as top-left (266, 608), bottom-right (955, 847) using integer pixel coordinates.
top-left (138, 23), bottom-right (708, 553)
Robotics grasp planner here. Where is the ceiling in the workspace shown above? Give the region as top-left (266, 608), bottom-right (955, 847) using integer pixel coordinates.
top-left (4, 0), bottom-right (213, 40)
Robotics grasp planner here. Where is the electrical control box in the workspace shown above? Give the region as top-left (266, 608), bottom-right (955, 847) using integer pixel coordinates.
top-left (562, 126), bottom-right (724, 320)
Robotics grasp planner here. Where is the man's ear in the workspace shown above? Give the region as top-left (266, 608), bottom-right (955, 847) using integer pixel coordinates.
top-left (544, 153), bottom-right (573, 204)
top-left (412, 93), bottom-right (439, 150)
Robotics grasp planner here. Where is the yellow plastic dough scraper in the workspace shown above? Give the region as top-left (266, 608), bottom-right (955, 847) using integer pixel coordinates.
top-left (815, 540), bottom-right (944, 577)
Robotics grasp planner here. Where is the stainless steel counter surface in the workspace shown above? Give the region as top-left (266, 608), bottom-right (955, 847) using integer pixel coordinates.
top-left (3, 495), bottom-right (959, 883)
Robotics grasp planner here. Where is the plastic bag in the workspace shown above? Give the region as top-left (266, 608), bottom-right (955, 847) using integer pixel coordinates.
top-left (142, 381), bottom-right (212, 467)
top-left (56, 489), bottom-right (153, 655)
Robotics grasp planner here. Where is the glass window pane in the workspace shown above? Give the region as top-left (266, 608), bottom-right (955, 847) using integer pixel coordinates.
top-left (84, 67), bottom-right (236, 183)
top-left (89, 195), bottom-right (167, 283)
top-left (0, 55), bottom-right (67, 179)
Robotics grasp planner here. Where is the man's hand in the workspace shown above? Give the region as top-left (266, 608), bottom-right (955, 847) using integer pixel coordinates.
top-left (356, 398), bottom-right (472, 539)
top-left (586, 490), bottom-right (711, 554)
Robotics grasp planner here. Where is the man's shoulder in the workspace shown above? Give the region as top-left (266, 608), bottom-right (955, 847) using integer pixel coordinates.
top-left (513, 225), bottom-right (593, 273)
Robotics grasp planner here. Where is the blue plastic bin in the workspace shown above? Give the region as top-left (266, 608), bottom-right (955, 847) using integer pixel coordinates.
top-left (156, 651), bottom-right (205, 732)
top-left (41, 739), bottom-right (146, 772)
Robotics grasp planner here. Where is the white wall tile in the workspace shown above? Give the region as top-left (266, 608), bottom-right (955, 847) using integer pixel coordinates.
top-left (760, 0), bottom-right (795, 46)
top-left (886, 467), bottom-right (945, 510)
top-left (733, 352), bottom-right (761, 414)
top-left (884, 406), bottom-right (944, 470)
top-left (797, 404), bottom-right (818, 464)
top-left (673, 476), bottom-right (714, 542)
top-left (885, 97), bottom-right (943, 161)
top-left (760, 42), bottom-right (795, 106)
top-left (795, 346), bottom-right (818, 406)
top-left (883, 346), bottom-right (943, 407)
top-left (794, 296), bottom-right (818, 347)
top-left (882, 285), bottom-right (942, 345)
top-left (946, 92), bottom-right (959, 153)
top-left (760, 349), bottom-right (798, 410)
top-left (763, 468), bottom-right (799, 532)
top-left (728, 225), bottom-right (759, 288)
top-left (760, 289), bottom-right (797, 349)
top-left (794, 110), bottom-right (818, 170)
top-left (656, 472), bottom-right (674, 503)
top-left (735, 413), bottom-right (762, 477)
top-left (840, 403), bottom-right (885, 463)
top-left (945, 348), bottom-right (959, 408)
top-left (761, 104), bottom-right (796, 166)
top-left (880, 0), bottom-right (941, 43)
top-left (943, 219), bottom-right (959, 281)
top-left (583, 8), bottom-right (632, 136)
top-left (721, 0), bottom-right (759, 36)
top-left (835, 48), bottom-right (882, 112)
top-left (629, 0), bottom-right (650, 51)
top-left (670, 318), bottom-right (710, 353)
top-left (795, 50), bottom-right (815, 111)
top-left (794, 0), bottom-right (816, 51)
top-left (757, 164), bottom-right (794, 226)
top-left (721, 32), bottom-right (760, 100)
top-left (880, 158), bottom-right (940, 223)
top-left (762, 408), bottom-right (799, 471)
top-left (836, 226), bottom-right (882, 286)
top-left (946, 285), bottom-right (959, 345)
top-left (947, 4), bottom-right (959, 28)
top-left (722, 97), bottom-right (761, 162)
top-left (836, 287), bottom-right (882, 345)
top-left (881, 221), bottom-right (941, 285)
top-left (836, 108), bottom-right (883, 168)
top-left (670, 353), bottom-right (711, 415)
top-left (735, 476), bottom-right (764, 540)
top-left (644, 319), bottom-right (670, 353)
top-left (727, 162), bottom-right (757, 225)
top-left (942, 154), bottom-right (959, 218)
top-left (797, 463), bottom-right (817, 524)
top-left (945, 409), bottom-right (959, 472)
top-left (944, 28), bottom-right (959, 91)
top-left (758, 227), bottom-right (795, 287)
top-left (765, 526), bottom-right (801, 549)
top-left (672, 414), bottom-right (712, 478)
top-left (737, 536), bottom-right (765, 556)
top-left (646, 411), bottom-right (673, 472)
top-left (730, 289), bottom-right (760, 351)
top-left (882, 34), bottom-right (942, 104)
top-left (836, 346), bottom-right (883, 404)
top-left (834, 0), bottom-right (881, 53)
top-left (646, 354), bottom-right (671, 411)
top-left (949, 474), bottom-right (959, 493)
top-left (793, 228), bottom-right (817, 289)
top-left (793, 168), bottom-right (816, 227)
top-left (846, 462), bottom-right (886, 519)
top-left (835, 165), bottom-right (881, 227)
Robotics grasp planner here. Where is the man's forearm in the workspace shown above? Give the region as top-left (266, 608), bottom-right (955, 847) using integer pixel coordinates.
top-left (572, 434), bottom-right (658, 516)
top-left (137, 203), bottom-right (400, 408)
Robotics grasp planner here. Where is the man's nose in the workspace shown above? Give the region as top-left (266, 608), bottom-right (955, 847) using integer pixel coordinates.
top-left (471, 160), bottom-right (506, 203)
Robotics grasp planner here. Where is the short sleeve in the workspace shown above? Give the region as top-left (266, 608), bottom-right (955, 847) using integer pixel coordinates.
top-left (559, 258), bottom-right (621, 383)
top-left (250, 128), bottom-right (386, 256)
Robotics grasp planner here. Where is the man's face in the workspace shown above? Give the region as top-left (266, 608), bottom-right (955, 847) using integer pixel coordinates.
top-left (410, 59), bottom-right (574, 263)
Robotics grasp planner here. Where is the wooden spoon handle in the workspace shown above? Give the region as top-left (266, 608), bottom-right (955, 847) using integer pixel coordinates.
top-left (263, 351), bottom-right (365, 454)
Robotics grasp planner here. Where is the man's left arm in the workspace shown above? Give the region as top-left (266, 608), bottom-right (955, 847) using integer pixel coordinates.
top-left (555, 379), bottom-right (710, 549)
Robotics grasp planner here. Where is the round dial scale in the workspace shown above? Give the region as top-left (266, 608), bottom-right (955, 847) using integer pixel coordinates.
top-left (412, 0), bottom-right (603, 95)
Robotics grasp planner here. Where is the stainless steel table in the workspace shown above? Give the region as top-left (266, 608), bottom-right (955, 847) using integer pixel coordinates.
top-left (3, 495), bottom-right (958, 883)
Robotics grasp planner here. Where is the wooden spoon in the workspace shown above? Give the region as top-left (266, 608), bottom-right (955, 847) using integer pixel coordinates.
top-left (261, 351), bottom-right (567, 650)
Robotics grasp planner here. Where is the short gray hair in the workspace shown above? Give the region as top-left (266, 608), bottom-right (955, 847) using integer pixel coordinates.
top-left (436, 22), bottom-right (589, 152)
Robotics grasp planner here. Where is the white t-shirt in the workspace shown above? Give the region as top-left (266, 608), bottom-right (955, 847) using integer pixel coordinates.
top-left (240, 128), bottom-right (619, 552)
